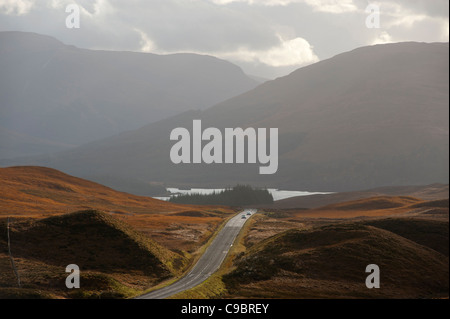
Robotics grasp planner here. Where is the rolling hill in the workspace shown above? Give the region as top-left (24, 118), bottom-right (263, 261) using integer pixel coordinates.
top-left (285, 195), bottom-right (449, 219)
top-left (0, 165), bottom-right (234, 253)
top-left (363, 217), bottom-right (449, 256)
top-left (6, 41), bottom-right (448, 192)
top-left (0, 166), bottom-right (235, 298)
top-left (0, 210), bottom-right (187, 298)
top-left (267, 184), bottom-right (449, 209)
top-left (223, 223), bottom-right (449, 298)
top-left (312, 196), bottom-right (422, 211)
top-left (0, 31), bottom-right (258, 151)
top-left (0, 166), bottom-right (189, 216)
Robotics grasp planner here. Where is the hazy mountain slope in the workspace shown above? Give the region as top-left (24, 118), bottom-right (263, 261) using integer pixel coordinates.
top-left (195, 41), bottom-right (449, 189)
top-left (0, 126), bottom-right (75, 159)
top-left (0, 31), bottom-right (258, 148)
top-left (5, 42), bottom-right (448, 192)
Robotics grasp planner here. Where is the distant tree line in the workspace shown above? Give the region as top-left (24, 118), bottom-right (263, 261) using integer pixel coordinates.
top-left (168, 185), bottom-right (273, 206)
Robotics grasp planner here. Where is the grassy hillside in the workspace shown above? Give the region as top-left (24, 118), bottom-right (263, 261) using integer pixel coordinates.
top-left (316, 196), bottom-right (422, 211)
top-left (265, 184), bottom-right (449, 209)
top-left (0, 210), bottom-right (187, 298)
top-left (284, 196), bottom-right (429, 219)
top-left (0, 166), bottom-right (236, 298)
top-left (363, 218), bottom-right (449, 256)
top-left (410, 198), bottom-right (449, 209)
top-left (0, 166), bottom-right (190, 216)
top-left (0, 165), bottom-right (234, 258)
top-left (223, 223), bottom-right (449, 298)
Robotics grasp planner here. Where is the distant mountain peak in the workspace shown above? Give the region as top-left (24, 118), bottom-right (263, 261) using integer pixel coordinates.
top-left (2, 41), bottom-right (448, 192)
top-left (0, 31), bottom-right (259, 150)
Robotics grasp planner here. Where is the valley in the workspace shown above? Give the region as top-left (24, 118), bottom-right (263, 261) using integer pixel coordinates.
top-left (0, 166), bottom-right (236, 298)
top-left (0, 166), bottom-right (447, 299)
top-left (0, 27), bottom-right (448, 301)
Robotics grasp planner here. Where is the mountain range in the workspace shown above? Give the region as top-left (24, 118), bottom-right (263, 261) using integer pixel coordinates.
top-left (2, 37), bottom-right (448, 193)
top-left (0, 31), bottom-right (258, 157)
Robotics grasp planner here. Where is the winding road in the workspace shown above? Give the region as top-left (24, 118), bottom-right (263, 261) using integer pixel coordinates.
top-left (136, 209), bottom-right (256, 299)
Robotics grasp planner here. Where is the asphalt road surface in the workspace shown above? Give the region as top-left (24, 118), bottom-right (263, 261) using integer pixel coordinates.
top-left (136, 209), bottom-right (257, 299)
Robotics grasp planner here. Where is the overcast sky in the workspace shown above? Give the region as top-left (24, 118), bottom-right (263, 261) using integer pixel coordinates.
top-left (0, 0), bottom-right (448, 78)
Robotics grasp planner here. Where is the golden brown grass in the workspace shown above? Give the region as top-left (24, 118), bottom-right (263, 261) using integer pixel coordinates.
top-left (0, 166), bottom-right (235, 253)
top-left (289, 196), bottom-right (432, 219)
top-left (0, 210), bottom-right (190, 298)
top-left (223, 223), bottom-right (449, 299)
top-left (0, 166), bottom-right (236, 298)
top-left (0, 166), bottom-right (219, 216)
top-left (215, 197), bottom-right (449, 299)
